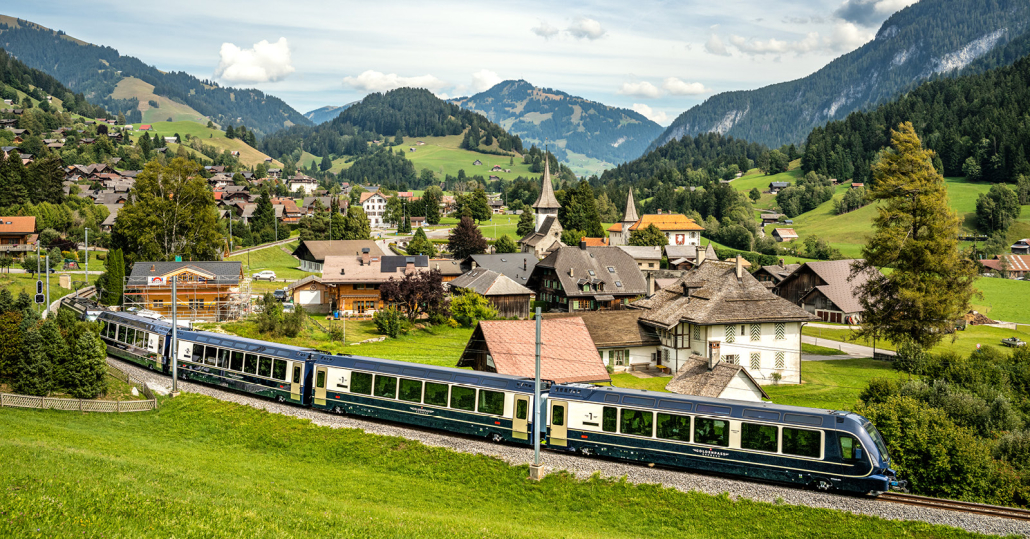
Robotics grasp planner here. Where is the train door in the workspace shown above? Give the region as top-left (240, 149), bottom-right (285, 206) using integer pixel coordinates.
top-left (513, 395), bottom-right (530, 440)
top-left (290, 363), bottom-right (302, 402)
top-left (550, 400), bottom-right (568, 447)
top-left (314, 366), bottom-right (327, 406)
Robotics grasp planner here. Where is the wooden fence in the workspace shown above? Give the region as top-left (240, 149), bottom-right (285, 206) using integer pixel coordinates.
top-left (0, 361), bottom-right (158, 413)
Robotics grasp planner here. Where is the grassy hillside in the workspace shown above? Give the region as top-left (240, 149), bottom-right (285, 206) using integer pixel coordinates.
top-left (112, 76), bottom-right (207, 124)
top-left (127, 120), bottom-right (280, 168)
top-left (333, 135), bottom-right (537, 179)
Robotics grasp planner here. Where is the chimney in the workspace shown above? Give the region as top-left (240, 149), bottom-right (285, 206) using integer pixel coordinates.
top-left (361, 247), bottom-right (370, 266)
top-left (708, 341), bottom-right (721, 370)
top-left (472, 260), bottom-right (477, 269)
top-left (150, 264), bottom-right (155, 272)
top-left (735, 255), bottom-right (743, 279)
top-left (657, 208), bottom-right (662, 215)
top-left (435, 263), bottom-right (440, 271)
top-left (696, 249), bottom-right (705, 266)
top-left (523, 258), bottom-right (527, 271)
top-left (647, 273), bottom-right (655, 296)
top-left (340, 268), bottom-right (345, 275)
top-left (779, 258), bottom-right (785, 268)
top-left (569, 267), bottom-right (574, 277)
top-left (579, 239), bottom-right (587, 250)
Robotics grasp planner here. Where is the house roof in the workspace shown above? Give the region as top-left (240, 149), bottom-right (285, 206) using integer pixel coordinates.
top-left (429, 258), bottom-right (463, 276)
top-left (292, 240), bottom-right (385, 263)
top-left (467, 253), bottom-right (538, 284)
top-left (980, 254), bottom-right (1030, 273)
top-left (616, 245), bottom-right (662, 261)
top-left (449, 268), bottom-right (534, 296)
top-left (769, 182), bottom-right (789, 188)
top-left (127, 261), bottom-right (242, 285)
top-left (544, 310), bottom-right (659, 348)
top-left (519, 215), bottom-right (562, 248)
top-left (753, 263), bottom-right (800, 283)
top-left (631, 259), bottom-right (816, 329)
top-left (458, 318), bottom-right (611, 384)
top-left (607, 222), bottom-right (624, 232)
top-left (664, 243), bottom-right (718, 262)
top-left (783, 259), bottom-right (877, 314)
top-left (0, 216), bottom-right (36, 235)
top-left (532, 159), bottom-right (560, 210)
top-left (773, 228), bottom-right (798, 238)
top-left (629, 214), bottom-right (704, 232)
top-left (581, 237), bottom-right (609, 247)
top-left (534, 245), bottom-right (647, 298)
top-left (665, 355), bottom-right (769, 400)
top-left (287, 275), bottom-right (323, 291)
top-left (321, 253), bottom-right (429, 283)
top-left (359, 192), bottom-right (385, 204)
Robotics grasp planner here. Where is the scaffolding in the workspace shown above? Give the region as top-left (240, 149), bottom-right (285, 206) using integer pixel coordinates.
top-left (121, 276), bottom-right (252, 322)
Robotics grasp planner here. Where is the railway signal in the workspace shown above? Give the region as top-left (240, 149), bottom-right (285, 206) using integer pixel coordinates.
top-left (34, 279), bottom-right (45, 304)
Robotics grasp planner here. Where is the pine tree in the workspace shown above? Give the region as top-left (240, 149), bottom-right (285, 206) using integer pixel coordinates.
top-left (12, 326), bottom-right (52, 396)
top-left (423, 189), bottom-right (441, 225)
top-left (406, 227), bottom-right (437, 256)
top-left (226, 125), bottom-right (235, 139)
top-left (38, 319), bottom-right (70, 389)
top-left (99, 249), bottom-right (124, 306)
top-left (343, 206), bottom-right (371, 240)
top-left (852, 123), bottom-right (979, 351)
top-left (516, 209), bottom-right (535, 237)
top-left (65, 330), bottom-right (108, 399)
top-left (466, 188), bottom-right (492, 223)
top-left (494, 234), bottom-right (518, 253)
top-left (448, 215), bottom-right (488, 260)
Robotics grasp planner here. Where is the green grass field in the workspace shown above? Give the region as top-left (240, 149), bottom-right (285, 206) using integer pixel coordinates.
top-left (0, 272), bottom-right (99, 302)
top-left (0, 395), bottom-right (976, 538)
top-left (802, 342), bottom-right (847, 356)
top-left (126, 119), bottom-right (279, 167)
top-left (730, 169), bottom-right (802, 211)
top-left (437, 215), bottom-right (522, 240)
top-left (764, 359), bottom-right (900, 411)
top-left (226, 241), bottom-right (310, 280)
top-left (972, 277), bottom-right (1030, 324)
top-left (334, 135), bottom-right (536, 179)
top-left (803, 323), bottom-right (1030, 356)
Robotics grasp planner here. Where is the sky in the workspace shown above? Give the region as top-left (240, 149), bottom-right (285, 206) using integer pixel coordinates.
top-left (11, 0), bottom-right (918, 126)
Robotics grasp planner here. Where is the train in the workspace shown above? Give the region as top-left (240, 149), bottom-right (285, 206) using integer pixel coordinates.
top-left (98, 311), bottom-right (906, 495)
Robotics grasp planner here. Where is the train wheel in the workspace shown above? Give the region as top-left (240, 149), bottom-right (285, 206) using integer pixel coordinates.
top-left (579, 447), bottom-right (593, 457)
top-left (489, 432), bottom-right (504, 444)
top-left (814, 479), bottom-right (832, 492)
top-left (276, 395), bottom-right (285, 404)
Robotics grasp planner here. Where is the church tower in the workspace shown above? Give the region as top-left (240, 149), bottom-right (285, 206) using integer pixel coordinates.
top-left (616, 188), bottom-right (639, 245)
top-left (532, 155), bottom-right (561, 232)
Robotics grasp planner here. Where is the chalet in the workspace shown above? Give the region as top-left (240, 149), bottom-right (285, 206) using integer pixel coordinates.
top-left (360, 192), bottom-right (389, 227)
top-left (123, 261), bottom-right (245, 321)
top-left (300, 196), bottom-right (344, 216)
top-left (545, 311), bottom-right (660, 372)
top-left (100, 204), bottom-right (122, 232)
top-left (463, 253), bottom-right (538, 285)
top-left (457, 318), bottom-right (611, 384)
top-left (664, 354), bottom-right (769, 402)
top-left (164, 137), bottom-right (178, 144)
top-left (205, 166), bottom-right (227, 174)
top-left (288, 173), bottom-right (318, 195)
top-left (664, 243), bottom-right (718, 269)
top-left (271, 197), bottom-right (302, 224)
top-left (286, 276), bottom-right (334, 313)
top-left (773, 259), bottom-right (877, 324)
top-left (491, 165), bottom-right (503, 172)
top-left (267, 168), bottom-right (282, 179)
top-left (768, 181), bottom-right (789, 194)
top-left (772, 228), bottom-right (798, 242)
top-left (449, 268), bottom-right (534, 318)
top-left (761, 213), bottom-right (784, 225)
top-left (630, 257), bottom-right (816, 384)
top-left (320, 251), bottom-right (432, 314)
top-left (616, 245), bottom-right (662, 272)
top-left (1011, 239), bottom-right (1030, 255)
top-left (851, 183), bottom-right (864, 189)
top-left (488, 199), bottom-right (504, 214)
top-left (0, 216), bottom-right (37, 254)
top-left (410, 216), bottom-right (426, 228)
top-left (527, 241), bottom-right (647, 312)
top-left (753, 260), bottom-right (800, 285)
top-left (980, 254), bottom-right (1030, 280)
top-left (489, 175), bottom-right (501, 182)
top-left (292, 239), bottom-right (384, 272)
top-left (472, 159), bottom-right (483, 166)
top-left (139, 125), bottom-right (152, 131)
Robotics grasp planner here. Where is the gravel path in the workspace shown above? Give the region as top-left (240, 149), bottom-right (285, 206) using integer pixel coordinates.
top-left (113, 357), bottom-right (1030, 537)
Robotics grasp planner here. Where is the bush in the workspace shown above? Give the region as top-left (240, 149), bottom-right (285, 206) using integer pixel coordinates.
top-left (95, 252), bottom-right (106, 261)
top-left (450, 291), bottom-right (497, 328)
top-left (373, 306), bottom-right (407, 338)
top-left (282, 305), bottom-right (306, 338)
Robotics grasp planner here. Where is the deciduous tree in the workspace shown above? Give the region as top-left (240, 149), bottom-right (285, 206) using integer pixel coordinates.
top-left (493, 234), bottom-right (517, 253)
top-left (448, 215), bottom-right (487, 260)
top-left (629, 223), bottom-right (667, 247)
top-left (516, 209), bottom-right (535, 237)
top-left (380, 270), bottom-right (446, 322)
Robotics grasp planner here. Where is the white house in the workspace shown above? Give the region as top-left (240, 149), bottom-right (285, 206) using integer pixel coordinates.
top-left (544, 311), bottom-right (660, 372)
top-left (608, 191), bottom-right (705, 246)
top-left (288, 173), bottom-right (318, 195)
top-left (361, 192), bottom-right (388, 228)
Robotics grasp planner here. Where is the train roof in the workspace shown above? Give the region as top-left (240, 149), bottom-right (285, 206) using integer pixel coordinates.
top-left (176, 329), bottom-right (318, 362)
top-left (98, 311), bottom-right (172, 333)
top-left (550, 384), bottom-right (860, 429)
top-left (316, 353), bottom-right (547, 394)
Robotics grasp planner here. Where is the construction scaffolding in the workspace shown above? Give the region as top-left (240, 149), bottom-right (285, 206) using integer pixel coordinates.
top-left (121, 276), bottom-right (252, 322)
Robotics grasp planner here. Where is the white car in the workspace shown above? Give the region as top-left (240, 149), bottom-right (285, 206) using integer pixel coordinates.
top-left (253, 270), bottom-right (277, 281)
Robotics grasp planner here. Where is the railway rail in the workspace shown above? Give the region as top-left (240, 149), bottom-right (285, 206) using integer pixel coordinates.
top-left (877, 492), bottom-right (1030, 522)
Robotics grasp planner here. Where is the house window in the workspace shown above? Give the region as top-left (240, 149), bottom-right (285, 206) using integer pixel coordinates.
top-left (775, 352), bottom-right (785, 369)
top-left (609, 349), bottom-right (628, 366)
top-left (693, 325), bottom-right (700, 342)
top-left (724, 354), bottom-right (739, 365)
top-left (750, 352), bottom-right (761, 371)
top-left (775, 323), bottom-right (786, 340)
top-left (724, 325), bottom-right (735, 343)
top-left (152, 299), bottom-right (164, 308)
top-left (750, 323), bottom-right (761, 342)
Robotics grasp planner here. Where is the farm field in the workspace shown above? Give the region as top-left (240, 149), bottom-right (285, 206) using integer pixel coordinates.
top-left (972, 277), bottom-right (1030, 324)
top-left (226, 241), bottom-right (309, 280)
top-left (731, 169), bottom-right (802, 211)
top-left (0, 272), bottom-right (99, 302)
top-left (333, 135), bottom-right (536, 179)
top-left (0, 395), bottom-right (975, 538)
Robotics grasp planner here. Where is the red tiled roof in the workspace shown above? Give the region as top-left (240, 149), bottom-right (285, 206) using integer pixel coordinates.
top-left (582, 237), bottom-right (609, 246)
top-left (607, 223), bottom-right (624, 232)
top-left (629, 214), bottom-right (704, 232)
top-left (0, 216), bottom-right (36, 234)
top-left (467, 318), bottom-right (611, 384)
top-left (981, 255), bottom-right (1030, 273)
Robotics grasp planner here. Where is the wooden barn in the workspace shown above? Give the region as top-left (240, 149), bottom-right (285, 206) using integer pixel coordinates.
top-left (448, 268), bottom-right (534, 319)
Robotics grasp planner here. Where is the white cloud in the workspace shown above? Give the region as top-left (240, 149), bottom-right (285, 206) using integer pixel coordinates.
top-left (728, 32), bottom-right (820, 55)
top-left (827, 21), bottom-right (874, 52)
top-left (834, 0), bottom-right (918, 27)
top-left (214, 37), bottom-right (295, 83)
top-left (617, 81), bottom-right (662, 99)
top-left (567, 17), bottom-right (605, 40)
top-left (471, 69), bottom-right (503, 93)
top-left (632, 103), bottom-right (668, 124)
top-left (704, 34), bottom-right (731, 56)
top-left (342, 70), bottom-right (449, 93)
top-left (662, 77), bottom-right (709, 95)
top-left (531, 20), bottom-right (559, 39)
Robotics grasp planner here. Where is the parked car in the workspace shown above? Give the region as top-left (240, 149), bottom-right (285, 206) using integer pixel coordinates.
top-left (282, 302), bottom-right (295, 313)
top-left (253, 270), bottom-right (276, 281)
top-left (1001, 337), bottom-right (1026, 347)
top-left (273, 289), bottom-right (287, 302)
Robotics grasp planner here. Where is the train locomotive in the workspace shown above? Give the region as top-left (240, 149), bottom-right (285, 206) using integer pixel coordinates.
top-left (97, 311), bottom-right (905, 494)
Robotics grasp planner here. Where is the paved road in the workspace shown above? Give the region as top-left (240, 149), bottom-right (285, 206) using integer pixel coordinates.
top-left (802, 335), bottom-right (893, 360)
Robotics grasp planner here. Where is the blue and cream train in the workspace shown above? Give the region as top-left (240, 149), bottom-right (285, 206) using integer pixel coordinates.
top-left (98, 311), bottom-right (905, 495)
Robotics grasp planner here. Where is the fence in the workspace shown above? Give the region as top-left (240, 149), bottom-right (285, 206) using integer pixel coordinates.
top-left (0, 361), bottom-right (158, 413)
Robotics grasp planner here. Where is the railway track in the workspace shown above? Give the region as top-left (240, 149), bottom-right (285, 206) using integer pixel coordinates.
top-left (877, 492), bottom-right (1030, 522)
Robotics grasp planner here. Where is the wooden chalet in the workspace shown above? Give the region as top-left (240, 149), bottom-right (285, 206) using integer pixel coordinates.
top-left (773, 259), bottom-right (876, 323)
top-left (449, 268), bottom-right (534, 318)
top-left (527, 241), bottom-right (647, 312)
top-left (0, 216), bottom-right (37, 255)
top-left (123, 261), bottom-right (245, 322)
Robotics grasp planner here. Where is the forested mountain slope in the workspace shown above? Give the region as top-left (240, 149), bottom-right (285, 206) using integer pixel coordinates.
top-left (0, 15), bottom-right (311, 136)
top-left (0, 47), bottom-right (106, 118)
top-left (648, 0), bottom-right (1030, 151)
top-left (451, 80), bottom-right (664, 168)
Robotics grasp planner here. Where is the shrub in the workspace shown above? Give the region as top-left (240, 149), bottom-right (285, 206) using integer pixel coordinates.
top-left (450, 291), bottom-right (497, 328)
top-left (282, 305), bottom-right (306, 338)
top-left (373, 306), bottom-right (407, 338)
top-left (95, 252), bottom-right (106, 261)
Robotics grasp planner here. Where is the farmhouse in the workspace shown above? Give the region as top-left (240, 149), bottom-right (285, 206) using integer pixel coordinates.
top-left (769, 182), bottom-right (789, 194)
top-left (320, 251), bottom-right (431, 314)
top-left (123, 261), bottom-right (246, 322)
top-left (980, 254), bottom-right (1030, 279)
top-left (753, 260), bottom-right (801, 285)
top-left (292, 240), bottom-right (384, 272)
top-left (463, 253), bottom-right (538, 285)
top-left (448, 268), bottom-right (534, 319)
top-left (664, 243), bottom-right (718, 269)
top-left (773, 259), bottom-right (877, 323)
top-left (527, 241), bottom-right (647, 312)
top-left (1011, 239), bottom-right (1030, 255)
top-left (0, 216), bottom-right (37, 254)
top-left (772, 228), bottom-right (798, 242)
top-left (288, 173), bottom-right (318, 195)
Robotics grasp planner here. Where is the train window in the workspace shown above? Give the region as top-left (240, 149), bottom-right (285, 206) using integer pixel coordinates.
top-left (783, 413), bottom-right (822, 426)
top-left (696, 404), bottom-right (731, 415)
top-left (694, 418), bottom-right (729, 447)
top-left (551, 404), bottom-right (565, 426)
top-left (656, 413), bottom-right (691, 442)
top-left (218, 349), bottom-right (230, 369)
top-left (740, 423), bottom-right (778, 452)
top-left (204, 346), bottom-right (218, 366)
top-left (192, 344), bottom-right (204, 363)
top-left (351, 372), bottom-right (373, 395)
top-left (244, 354), bottom-right (258, 374)
top-left (782, 428), bottom-right (821, 458)
top-left (658, 400), bottom-right (692, 412)
top-left (602, 407), bottom-right (617, 432)
top-left (373, 375), bottom-right (398, 399)
top-left (424, 382), bottom-right (448, 406)
top-left (398, 379), bottom-right (422, 403)
top-left (117, 325), bottom-right (126, 343)
top-left (450, 386), bottom-right (476, 411)
top-left (292, 366), bottom-right (301, 384)
top-left (315, 370), bottom-right (325, 389)
top-left (620, 409), bottom-right (653, 437)
top-left (839, 435), bottom-right (858, 460)
top-left (516, 399), bottom-right (528, 421)
top-left (136, 330), bottom-right (146, 349)
top-left (258, 357), bottom-right (273, 378)
top-left (273, 359), bottom-right (287, 380)
top-left (478, 390), bottom-right (504, 416)
top-left (743, 409), bottom-right (780, 421)
top-left (604, 394), bottom-right (620, 404)
top-left (230, 351), bottom-right (244, 371)
top-left (623, 396), bottom-right (656, 408)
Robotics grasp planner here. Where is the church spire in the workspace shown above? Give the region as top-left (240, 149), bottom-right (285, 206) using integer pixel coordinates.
top-left (533, 153), bottom-right (560, 210)
top-left (622, 188), bottom-right (639, 224)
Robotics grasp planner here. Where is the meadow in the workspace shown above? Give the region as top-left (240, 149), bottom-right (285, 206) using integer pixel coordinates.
top-left (333, 135), bottom-right (537, 179)
top-left (125, 118), bottom-right (279, 167)
top-left (803, 323), bottom-right (1030, 356)
top-left (0, 395), bottom-right (977, 538)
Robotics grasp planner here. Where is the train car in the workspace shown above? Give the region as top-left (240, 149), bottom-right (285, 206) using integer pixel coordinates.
top-left (311, 354), bottom-right (548, 444)
top-left (546, 384), bottom-right (901, 494)
top-left (98, 312), bottom-right (173, 372)
top-left (172, 330), bottom-right (317, 405)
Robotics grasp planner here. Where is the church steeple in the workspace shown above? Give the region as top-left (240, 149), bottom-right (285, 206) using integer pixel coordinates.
top-left (622, 188), bottom-right (639, 224)
top-left (532, 151), bottom-right (560, 231)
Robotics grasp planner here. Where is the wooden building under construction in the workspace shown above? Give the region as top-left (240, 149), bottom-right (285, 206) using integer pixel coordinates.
top-left (123, 261), bottom-right (248, 322)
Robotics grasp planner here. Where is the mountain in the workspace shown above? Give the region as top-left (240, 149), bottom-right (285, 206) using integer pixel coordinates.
top-left (648, 0), bottom-right (1030, 152)
top-left (0, 47), bottom-right (107, 118)
top-left (0, 15), bottom-right (312, 136)
top-left (304, 103), bottom-right (355, 125)
top-left (450, 80), bottom-right (664, 172)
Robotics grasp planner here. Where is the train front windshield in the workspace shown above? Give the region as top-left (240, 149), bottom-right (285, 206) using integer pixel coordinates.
top-left (863, 422), bottom-right (890, 462)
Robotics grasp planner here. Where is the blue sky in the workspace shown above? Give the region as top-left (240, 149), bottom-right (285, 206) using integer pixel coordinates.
top-left (9, 0), bottom-right (917, 125)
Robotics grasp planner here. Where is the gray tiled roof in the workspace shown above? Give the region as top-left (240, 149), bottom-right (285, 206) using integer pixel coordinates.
top-left (665, 355), bottom-right (769, 399)
top-left (534, 245), bottom-right (647, 298)
top-left (467, 253), bottom-right (538, 283)
top-left (616, 245), bottom-right (662, 260)
top-left (545, 310), bottom-right (659, 348)
top-left (790, 259), bottom-right (877, 314)
top-left (127, 261), bottom-right (242, 285)
top-left (450, 268), bottom-right (533, 296)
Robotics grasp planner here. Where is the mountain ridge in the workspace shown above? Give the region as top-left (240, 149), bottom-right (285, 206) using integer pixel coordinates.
top-left (304, 103), bottom-right (356, 125)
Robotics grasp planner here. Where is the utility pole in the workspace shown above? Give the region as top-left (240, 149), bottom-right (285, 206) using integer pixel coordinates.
top-left (530, 306), bottom-right (544, 481)
top-left (171, 276), bottom-right (178, 394)
top-left (229, 213), bottom-right (233, 253)
top-left (45, 253), bottom-right (50, 318)
top-left (84, 227), bottom-right (89, 286)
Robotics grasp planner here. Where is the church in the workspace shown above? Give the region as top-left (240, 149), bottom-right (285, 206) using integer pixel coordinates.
top-left (517, 158), bottom-right (565, 258)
